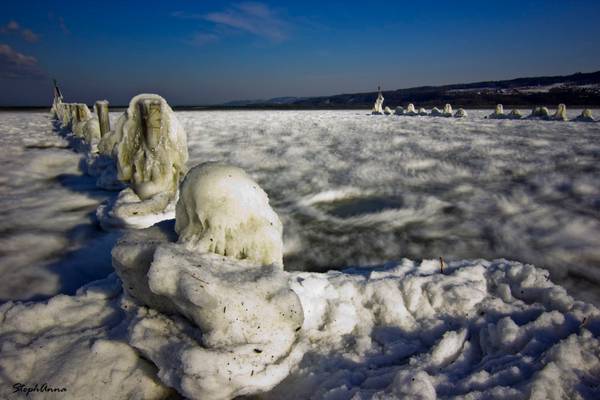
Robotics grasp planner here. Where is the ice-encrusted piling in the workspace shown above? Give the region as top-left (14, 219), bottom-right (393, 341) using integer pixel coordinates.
top-left (95, 100), bottom-right (110, 137)
top-left (176, 163), bottom-right (284, 267)
top-left (394, 106), bottom-right (404, 115)
top-left (384, 106), bottom-right (393, 115)
top-left (552, 104), bottom-right (568, 121)
top-left (405, 103), bottom-right (417, 116)
top-left (443, 104), bottom-right (453, 117)
top-left (418, 107), bottom-right (428, 115)
top-left (372, 86), bottom-right (384, 115)
top-left (574, 108), bottom-right (595, 122)
top-left (116, 94), bottom-right (188, 201)
top-left (488, 104), bottom-right (505, 119)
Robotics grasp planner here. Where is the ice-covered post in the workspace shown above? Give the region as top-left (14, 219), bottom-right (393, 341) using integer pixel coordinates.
top-left (95, 100), bottom-right (110, 137)
top-left (76, 104), bottom-right (89, 123)
top-left (138, 99), bottom-right (162, 152)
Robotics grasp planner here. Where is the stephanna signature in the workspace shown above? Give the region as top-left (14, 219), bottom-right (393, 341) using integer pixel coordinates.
top-left (13, 383), bottom-right (68, 396)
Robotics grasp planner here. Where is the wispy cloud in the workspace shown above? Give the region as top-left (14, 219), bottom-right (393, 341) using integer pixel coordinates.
top-left (173, 2), bottom-right (289, 43)
top-left (0, 20), bottom-right (40, 43)
top-left (188, 32), bottom-right (219, 47)
top-left (0, 43), bottom-right (45, 79)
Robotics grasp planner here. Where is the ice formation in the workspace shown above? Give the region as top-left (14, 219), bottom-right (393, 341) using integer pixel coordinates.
top-left (97, 94), bottom-right (188, 229)
top-left (528, 106), bottom-right (550, 119)
top-left (552, 103), bottom-right (568, 121)
top-left (575, 108), bottom-right (595, 122)
top-left (394, 106), bottom-right (404, 115)
top-left (372, 88), bottom-right (384, 115)
top-left (72, 103), bottom-right (92, 137)
top-left (405, 103), bottom-right (418, 116)
top-left (175, 162), bottom-right (284, 267)
top-left (384, 106), bottom-right (393, 115)
top-left (418, 107), bottom-right (428, 115)
top-left (430, 107), bottom-right (443, 116)
top-left (454, 108), bottom-right (467, 118)
top-left (442, 103), bottom-right (453, 117)
top-left (508, 108), bottom-right (523, 119)
top-left (488, 103), bottom-right (506, 119)
top-left (111, 164), bottom-right (300, 398)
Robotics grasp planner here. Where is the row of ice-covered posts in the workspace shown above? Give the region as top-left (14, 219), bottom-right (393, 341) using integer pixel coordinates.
top-left (370, 87), bottom-right (597, 122)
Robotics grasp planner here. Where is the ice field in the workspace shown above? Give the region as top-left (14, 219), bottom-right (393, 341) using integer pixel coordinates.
top-left (1, 108), bottom-right (600, 399)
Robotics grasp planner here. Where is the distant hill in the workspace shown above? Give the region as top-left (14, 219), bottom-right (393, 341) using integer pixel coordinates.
top-left (221, 70), bottom-right (600, 109)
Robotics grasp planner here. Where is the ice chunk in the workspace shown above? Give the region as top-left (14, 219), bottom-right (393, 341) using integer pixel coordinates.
top-left (443, 103), bottom-right (453, 117)
top-left (418, 107), bottom-right (428, 115)
top-left (488, 104), bottom-right (506, 119)
top-left (384, 106), bottom-right (393, 115)
top-left (528, 106), bottom-right (550, 119)
top-left (454, 108), bottom-right (467, 118)
top-left (405, 103), bottom-right (418, 116)
top-left (508, 108), bottom-right (523, 119)
top-left (552, 104), bottom-right (568, 121)
top-left (112, 223), bottom-right (304, 400)
top-left (430, 107), bottom-right (443, 116)
top-left (574, 108), bottom-right (595, 122)
top-left (175, 162), bottom-right (284, 267)
top-left (394, 106), bottom-right (404, 115)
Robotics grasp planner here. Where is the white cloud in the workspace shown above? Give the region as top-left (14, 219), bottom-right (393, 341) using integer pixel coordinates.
top-left (0, 43), bottom-right (45, 79)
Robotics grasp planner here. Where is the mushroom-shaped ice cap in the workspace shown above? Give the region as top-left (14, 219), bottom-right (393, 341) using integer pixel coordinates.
top-left (175, 162), bottom-right (284, 268)
top-left (575, 108), bottom-right (595, 122)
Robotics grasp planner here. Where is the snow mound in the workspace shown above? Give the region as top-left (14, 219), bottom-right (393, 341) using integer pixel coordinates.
top-left (508, 108), bottom-right (523, 119)
top-left (176, 162), bottom-right (284, 267)
top-left (0, 275), bottom-right (172, 400)
top-left (528, 106), bottom-right (550, 119)
top-left (552, 104), bottom-right (568, 121)
top-left (488, 104), bottom-right (506, 119)
top-left (430, 107), bottom-right (443, 116)
top-left (405, 103), bottom-right (418, 116)
top-left (574, 108), bottom-right (595, 122)
top-left (454, 108), bottom-right (467, 118)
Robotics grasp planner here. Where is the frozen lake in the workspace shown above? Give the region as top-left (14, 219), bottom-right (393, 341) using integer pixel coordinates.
top-left (1, 109), bottom-right (600, 304)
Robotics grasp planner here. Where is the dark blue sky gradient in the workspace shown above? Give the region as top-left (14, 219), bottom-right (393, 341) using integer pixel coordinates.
top-left (1, 0), bottom-right (600, 106)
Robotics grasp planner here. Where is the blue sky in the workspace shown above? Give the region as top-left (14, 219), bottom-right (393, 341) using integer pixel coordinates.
top-left (1, 0), bottom-right (600, 106)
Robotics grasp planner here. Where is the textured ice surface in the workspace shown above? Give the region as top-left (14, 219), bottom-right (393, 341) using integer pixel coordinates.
top-left (176, 163), bottom-right (284, 267)
top-left (2, 109), bottom-right (600, 304)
